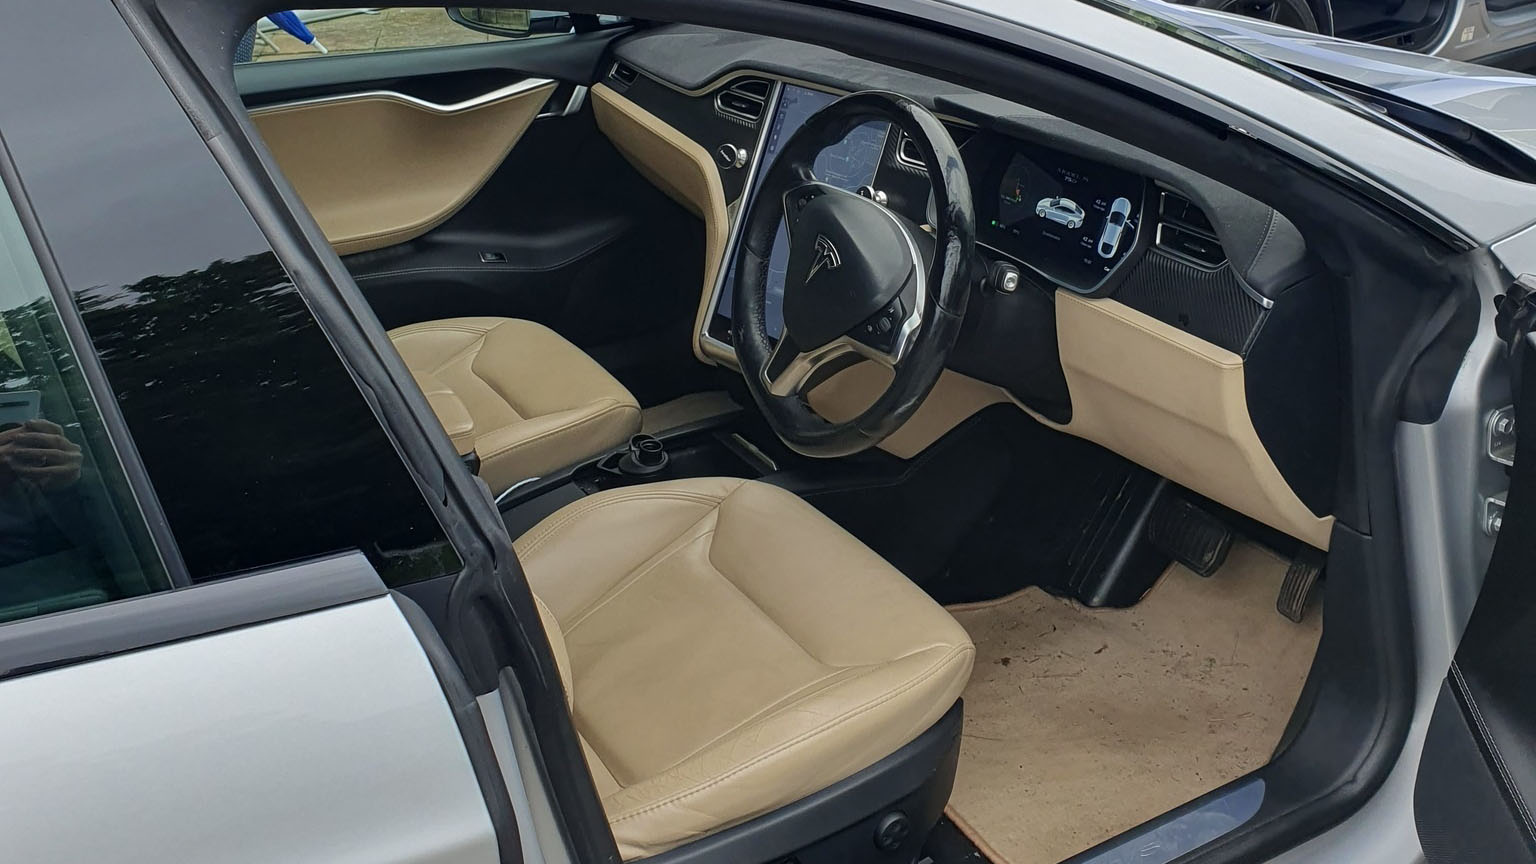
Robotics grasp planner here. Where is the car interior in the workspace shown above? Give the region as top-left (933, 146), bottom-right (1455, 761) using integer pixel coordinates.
top-left (233, 11), bottom-right (1374, 864)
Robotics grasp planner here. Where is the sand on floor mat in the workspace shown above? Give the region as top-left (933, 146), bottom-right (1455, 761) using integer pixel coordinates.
top-left (945, 542), bottom-right (1322, 864)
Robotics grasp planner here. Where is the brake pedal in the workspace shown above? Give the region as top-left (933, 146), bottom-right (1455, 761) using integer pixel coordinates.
top-left (1147, 495), bottom-right (1233, 577)
top-left (1276, 549), bottom-right (1324, 623)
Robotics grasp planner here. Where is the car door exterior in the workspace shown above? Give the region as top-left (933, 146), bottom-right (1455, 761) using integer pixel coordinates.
top-left (1414, 316), bottom-right (1536, 862)
top-left (0, 3), bottom-right (522, 861)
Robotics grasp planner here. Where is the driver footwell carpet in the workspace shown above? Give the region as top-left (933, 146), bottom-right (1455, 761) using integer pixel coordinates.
top-left (944, 541), bottom-right (1322, 864)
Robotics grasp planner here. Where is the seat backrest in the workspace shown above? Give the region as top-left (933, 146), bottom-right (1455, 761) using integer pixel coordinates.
top-left (532, 592), bottom-right (573, 709)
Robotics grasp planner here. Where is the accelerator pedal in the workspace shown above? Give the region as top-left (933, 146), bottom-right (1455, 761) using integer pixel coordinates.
top-left (1276, 548), bottom-right (1324, 623)
top-left (1147, 495), bottom-right (1233, 577)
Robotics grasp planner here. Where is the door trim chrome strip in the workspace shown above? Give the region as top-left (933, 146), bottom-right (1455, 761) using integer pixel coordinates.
top-left (250, 77), bottom-right (556, 116)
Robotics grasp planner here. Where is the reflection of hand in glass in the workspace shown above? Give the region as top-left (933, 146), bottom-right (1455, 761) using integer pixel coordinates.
top-left (0, 419), bottom-right (82, 491)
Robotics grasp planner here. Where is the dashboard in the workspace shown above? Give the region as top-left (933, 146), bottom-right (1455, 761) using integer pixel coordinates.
top-left (591, 26), bottom-right (1340, 551)
top-left (705, 82), bottom-right (1157, 353)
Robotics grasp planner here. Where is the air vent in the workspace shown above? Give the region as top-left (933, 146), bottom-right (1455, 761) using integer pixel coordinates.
top-left (896, 133), bottom-right (926, 169)
top-left (609, 62), bottom-right (638, 86)
top-left (894, 127), bottom-right (973, 171)
top-left (715, 78), bottom-right (769, 124)
top-left (729, 77), bottom-right (771, 101)
top-left (1155, 191), bottom-right (1227, 268)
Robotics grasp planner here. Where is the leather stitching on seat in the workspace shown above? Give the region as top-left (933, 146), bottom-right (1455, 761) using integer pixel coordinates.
top-left (605, 642), bottom-right (973, 824)
top-left (418, 331), bottom-right (491, 379)
top-left (393, 320), bottom-right (498, 341)
top-left (602, 500), bottom-right (962, 784)
top-left (466, 328), bottom-right (531, 418)
top-left (513, 487), bottom-right (738, 559)
top-left (562, 519), bottom-right (720, 635)
top-left (563, 494), bottom-right (882, 781)
top-left (477, 399), bottom-right (639, 460)
top-left (645, 665), bottom-right (867, 781)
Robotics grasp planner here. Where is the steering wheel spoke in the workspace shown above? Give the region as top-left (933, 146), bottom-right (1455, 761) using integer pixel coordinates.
top-left (845, 291), bottom-right (921, 363)
top-left (780, 179), bottom-right (838, 245)
top-left (764, 332), bottom-right (857, 398)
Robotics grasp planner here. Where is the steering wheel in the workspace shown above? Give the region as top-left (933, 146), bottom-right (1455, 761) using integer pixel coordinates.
top-left (732, 91), bottom-right (974, 458)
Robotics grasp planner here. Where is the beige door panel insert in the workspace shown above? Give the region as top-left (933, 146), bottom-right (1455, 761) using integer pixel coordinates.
top-left (590, 83), bottom-right (729, 365)
top-left (250, 79), bottom-right (556, 256)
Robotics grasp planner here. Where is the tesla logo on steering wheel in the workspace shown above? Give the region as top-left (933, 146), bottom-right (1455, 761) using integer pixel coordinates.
top-left (808, 234), bottom-right (842, 285)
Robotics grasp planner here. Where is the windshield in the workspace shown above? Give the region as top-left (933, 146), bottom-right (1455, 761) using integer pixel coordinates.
top-left (1056, 0), bottom-right (1480, 163)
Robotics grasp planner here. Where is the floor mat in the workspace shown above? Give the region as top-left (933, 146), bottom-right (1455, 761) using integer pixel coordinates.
top-left (945, 541), bottom-right (1322, 864)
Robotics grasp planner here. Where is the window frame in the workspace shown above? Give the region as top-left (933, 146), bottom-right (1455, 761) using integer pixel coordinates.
top-left (0, 131), bottom-right (191, 593)
top-left (0, 0), bottom-right (478, 671)
top-left (233, 6), bottom-right (570, 67)
top-left (0, 131), bottom-right (395, 678)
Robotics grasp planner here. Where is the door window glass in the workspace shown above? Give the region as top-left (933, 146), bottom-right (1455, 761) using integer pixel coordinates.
top-left (235, 8), bottom-right (522, 63)
top-left (0, 180), bottom-right (171, 623)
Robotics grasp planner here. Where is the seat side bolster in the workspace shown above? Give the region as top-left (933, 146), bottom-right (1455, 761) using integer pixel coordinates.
top-left (600, 642), bottom-right (974, 858)
top-left (476, 398), bottom-right (642, 493)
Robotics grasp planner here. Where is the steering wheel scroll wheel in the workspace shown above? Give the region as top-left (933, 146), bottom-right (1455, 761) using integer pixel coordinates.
top-left (732, 91), bottom-right (975, 458)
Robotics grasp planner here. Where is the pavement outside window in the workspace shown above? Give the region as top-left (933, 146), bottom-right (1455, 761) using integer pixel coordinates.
top-left (249, 8), bottom-right (509, 61)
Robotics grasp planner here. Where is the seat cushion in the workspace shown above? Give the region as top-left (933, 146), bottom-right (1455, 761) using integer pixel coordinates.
top-left (514, 478), bottom-right (975, 859)
top-left (389, 317), bottom-right (640, 493)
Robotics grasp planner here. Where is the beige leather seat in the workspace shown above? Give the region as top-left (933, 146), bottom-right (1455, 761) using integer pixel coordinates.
top-left (389, 317), bottom-right (641, 494)
top-left (516, 477), bottom-right (975, 859)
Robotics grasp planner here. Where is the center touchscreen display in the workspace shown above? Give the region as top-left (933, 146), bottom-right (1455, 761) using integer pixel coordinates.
top-left (713, 85), bottom-right (889, 342)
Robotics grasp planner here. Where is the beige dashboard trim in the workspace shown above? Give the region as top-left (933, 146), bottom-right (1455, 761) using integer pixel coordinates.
top-left (808, 365), bottom-right (1012, 460)
top-left (807, 294), bottom-right (1334, 550)
top-left (250, 79), bottom-right (555, 256)
top-left (591, 83), bottom-right (729, 365)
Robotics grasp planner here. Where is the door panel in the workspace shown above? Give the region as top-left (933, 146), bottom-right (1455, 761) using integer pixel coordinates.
top-left (250, 79), bottom-right (555, 255)
top-left (1415, 338), bottom-right (1536, 862)
top-left (340, 106), bottom-right (703, 347)
top-left (237, 28), bottom-right (713, 404)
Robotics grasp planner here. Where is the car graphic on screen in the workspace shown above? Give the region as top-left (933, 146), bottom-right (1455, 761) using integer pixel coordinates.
top-left (1036, 196), bottom-right (1086, 229)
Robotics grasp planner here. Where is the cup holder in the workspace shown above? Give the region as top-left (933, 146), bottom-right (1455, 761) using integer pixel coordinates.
top-left (610, 434), bottom-right (669, 477)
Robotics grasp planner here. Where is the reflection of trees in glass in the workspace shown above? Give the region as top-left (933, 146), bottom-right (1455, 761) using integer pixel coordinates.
top-left (0, 286), bottom-right (169, 614)
top-left (75, 253), bottom-right (459, 585)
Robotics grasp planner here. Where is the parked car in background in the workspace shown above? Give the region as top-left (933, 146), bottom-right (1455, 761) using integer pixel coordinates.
top-left (1174, 0), bottom-right (1536, 69)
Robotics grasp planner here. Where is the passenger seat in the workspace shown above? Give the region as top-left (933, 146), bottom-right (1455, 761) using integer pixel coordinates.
top-left (389, 317), bottom-right (641, 495)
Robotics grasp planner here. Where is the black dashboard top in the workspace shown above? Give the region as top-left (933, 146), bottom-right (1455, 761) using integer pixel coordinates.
top-left (613, 24), bottom-right (1310, 302)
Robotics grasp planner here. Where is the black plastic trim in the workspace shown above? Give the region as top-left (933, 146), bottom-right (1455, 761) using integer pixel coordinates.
top-left (394, 592), bottom-right (524, 864)
top-left (1244, 273), bottom-right (1340, 517)
top-left (0, 551), bottom-right (383, 682)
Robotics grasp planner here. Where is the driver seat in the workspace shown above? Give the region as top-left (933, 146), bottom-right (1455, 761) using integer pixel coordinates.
top-left (516, 477), bottom-right (975, 858)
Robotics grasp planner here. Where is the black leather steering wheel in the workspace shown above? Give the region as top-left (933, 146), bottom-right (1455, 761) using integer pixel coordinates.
top-left (732, 91), bottom-right (974, 458)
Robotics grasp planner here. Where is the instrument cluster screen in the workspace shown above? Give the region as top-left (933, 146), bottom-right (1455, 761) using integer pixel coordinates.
top-left (978, 144), bottom-right (1145, 291)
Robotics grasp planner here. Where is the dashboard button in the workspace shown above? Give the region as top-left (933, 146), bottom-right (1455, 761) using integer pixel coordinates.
top-left (715, 143), bottom-right (749, 169)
